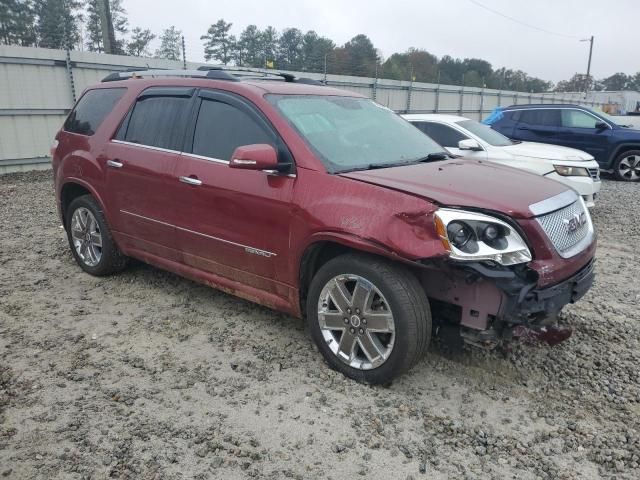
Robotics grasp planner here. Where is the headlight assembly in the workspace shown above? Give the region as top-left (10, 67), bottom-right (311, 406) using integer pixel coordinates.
top-left (434, 209), bottom-right (532, 265)
top-left (554, 165), bottom-right (590, 177)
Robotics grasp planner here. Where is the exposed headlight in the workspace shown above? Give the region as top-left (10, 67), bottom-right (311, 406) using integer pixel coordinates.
top-left (434, 209), bottom-right (532, 265)
top-left (554, 165), bottom-right (590, 177)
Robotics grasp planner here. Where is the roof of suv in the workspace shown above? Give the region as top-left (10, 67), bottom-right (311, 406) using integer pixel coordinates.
top-left (403, 113), bottom-right (469, 123)
top-left (502, 104), bottom-right (583, 110)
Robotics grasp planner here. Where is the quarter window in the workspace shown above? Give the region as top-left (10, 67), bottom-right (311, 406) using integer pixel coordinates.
top-left (192, 99), bottom-right (273, 160)
top-left (414, 122), bottom-right (468, 148)
top-left (121, 95), bottom-right (190, 150)
top-left (64, 88), bottom-right (126, 136)
top-left (561, 110), bottom-right (600, 129)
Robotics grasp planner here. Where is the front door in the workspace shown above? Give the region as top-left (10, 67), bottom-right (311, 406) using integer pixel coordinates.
top-left (557, 108), bottom-right (611, 164)
top-left (173, 90), bottom-right (295, 297)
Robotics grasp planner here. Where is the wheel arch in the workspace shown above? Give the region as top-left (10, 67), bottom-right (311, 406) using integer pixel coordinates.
top-left (610, 143), bottom-right (640, 168)
top-left (59, 179), bottom-right (107, 227)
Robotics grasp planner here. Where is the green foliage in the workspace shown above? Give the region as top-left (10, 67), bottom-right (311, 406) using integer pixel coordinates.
top-left (201, 19), bottom-right (234, 64)
top-left (126, 26), bottom-right (154, 57)
top-left (277, 28), bottom-right (303, 70)
top-left (155, 25), bottom-right (181, 61)
top-left (34, 0), bottom-right (82, 49)
top-left (0, 0), bottom-right (37, 46)
top-left (85, 0), bottom-right (128, 54)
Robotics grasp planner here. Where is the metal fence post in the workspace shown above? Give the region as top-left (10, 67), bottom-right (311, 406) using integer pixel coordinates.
top-left (479, 87), bottom-right (484, 119)
top-left (65, 47), bottom-right (76, 103)
top-left (459, 86), bottom-right (464, 115)
top-left (406, 80), bottom-right (413, 113)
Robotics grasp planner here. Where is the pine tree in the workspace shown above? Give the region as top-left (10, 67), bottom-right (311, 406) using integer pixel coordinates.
top-left (237, 25), bottom-right (261, 67)
top-left (201, 19), bottom-right (234, 65)
top-left (155, 26), bottom-right (181, 61)
top-left (126, 27), bottom-right (155, 57)
top-left (34, 0), bottom-right (82, 49)
top-left (84, 0), bottom-right (128, 54)
top-left (277, 28), bottom-right (303, 70)
top-left (0, 0), bottom-right (37, 46)
top-left (260, 26), bottom-right (278, 68)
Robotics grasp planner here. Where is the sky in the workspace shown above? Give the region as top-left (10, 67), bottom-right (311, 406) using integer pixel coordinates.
top-left (123, 0), bottom-right (640, 83)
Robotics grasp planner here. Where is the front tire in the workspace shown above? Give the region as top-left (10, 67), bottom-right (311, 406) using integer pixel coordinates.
top-left (307, 253), bottom-right (431, 384)
top-left (65, 195), bottom-right (128, 276)
top-left (613, 150), bottom-right (640, 181)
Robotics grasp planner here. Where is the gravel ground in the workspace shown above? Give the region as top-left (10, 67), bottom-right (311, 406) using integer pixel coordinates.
top-left (0, 170), bottom-right (639, 480)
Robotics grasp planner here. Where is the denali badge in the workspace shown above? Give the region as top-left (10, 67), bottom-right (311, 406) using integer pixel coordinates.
top-left (563, 212), bottom-right (587, 233)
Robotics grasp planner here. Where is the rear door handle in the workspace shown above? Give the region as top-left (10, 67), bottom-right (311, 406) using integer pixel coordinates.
top-left (179, 176), bottom-right (202, 186)
top-left (516, 126), bottom-right (529, 131)
top-left (106, 159), bottom-right (123, 168)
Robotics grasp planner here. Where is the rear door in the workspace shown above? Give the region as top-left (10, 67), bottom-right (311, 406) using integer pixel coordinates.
top-left (103, 87), bottom-right (194, 260)
top-left (511, 108), bottom-right (562, 143)
top-left (557, 108), bottom-right (611, 163)
top-left (173, 89), bottom-right (295, 296)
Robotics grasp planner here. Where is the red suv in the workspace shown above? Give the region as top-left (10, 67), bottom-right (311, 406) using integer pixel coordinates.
top-left (52, 68), bottom-right (596, 384)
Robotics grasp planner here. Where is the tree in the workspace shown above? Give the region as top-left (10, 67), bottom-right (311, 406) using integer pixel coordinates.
top-left (382, 48), bottom-right (437, 82)
top-left (236, 24), bottom-right (262, 67)
top-left (201, 19), bottom-right (234, 64)
top-left (597, 72), bottom-right (630, 91)
top-left (0, 0), bottom-right (37, 46)
top-left (84, 0), bottom-right (128, 54)
top-left (260, 26), bottom-right (278, 67)
top-left (34, 0), bottom-right (82, 49)
top-left (277, 27), bottom-right (303, 70)
top-left (155, 26), bottom-right (181, 61)
top-left (301, 30), bottom-right (334, 72)
top-left (340, 34), bottom-right (378, 77)
top-left (126, 27), bottom-right (155, 57)
top-left (555, 73), bottom-right (593, 92)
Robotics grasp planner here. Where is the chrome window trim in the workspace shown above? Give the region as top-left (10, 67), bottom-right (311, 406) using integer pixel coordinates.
top-left (506, 107), bottom-right (612, 129)
top-left (120, 210), bottom-right (277, 257)
top-left (529, 190), bottom-right (578, 216)
top-left (181, 152), bottom-right (229, 165)
top-left (111, 139), bottom-right (181, 155)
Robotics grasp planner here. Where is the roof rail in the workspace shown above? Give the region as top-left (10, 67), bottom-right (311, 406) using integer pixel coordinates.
top-left (101, 66), bottom-right (325, 86)
top-left (101, 68), bottom-right (239, 82)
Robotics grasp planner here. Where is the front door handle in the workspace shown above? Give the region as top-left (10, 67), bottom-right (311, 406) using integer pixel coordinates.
top-left (179, 176), bottom-right (202, 186)
top-left (106, 159), bottom-right (123, 168)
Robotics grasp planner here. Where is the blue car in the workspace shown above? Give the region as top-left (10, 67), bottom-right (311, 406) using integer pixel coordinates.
top-left (485, 104), bottom-right (640, 181)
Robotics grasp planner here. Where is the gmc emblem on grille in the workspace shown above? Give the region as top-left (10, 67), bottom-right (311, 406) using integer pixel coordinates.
top-left (563, 212), bottom-right (587, 233)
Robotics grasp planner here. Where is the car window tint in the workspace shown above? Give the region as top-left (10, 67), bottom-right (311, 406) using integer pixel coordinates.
top-left (518, 109), bottom-right (561, 127)
top-left (414, 122), bottom-right (468, 148)
top-left (123, 96), bottom-right (189, 150)
top-left (63, 88), bottom-right (126, 136)
top-left (561, 109), bottom-right (599, 129)
top-left (192, 99), bottom-right (273, 160)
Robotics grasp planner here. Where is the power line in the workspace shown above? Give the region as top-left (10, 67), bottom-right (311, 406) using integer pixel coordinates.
top-left (467, 0), bottom-right (582, 39)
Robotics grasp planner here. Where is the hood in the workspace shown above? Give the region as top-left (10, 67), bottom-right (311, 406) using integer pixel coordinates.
top-left (500, 142), bottom-right (594, 161)
top-left (339, 159), bottom-right (569, 219)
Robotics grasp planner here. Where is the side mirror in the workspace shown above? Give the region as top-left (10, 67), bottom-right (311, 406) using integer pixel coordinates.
top-left (458, 139), bottom-right (483, 151)
top-left (229, 144), bottom-right (280, 171)
top-left (595, 121), bottom-right (608, 130)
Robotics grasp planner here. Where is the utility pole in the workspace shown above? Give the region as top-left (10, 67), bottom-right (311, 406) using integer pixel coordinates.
top-left (581, 35), bottom-right (594, 96)
top-left (98, 0), bottom-right (115, 54)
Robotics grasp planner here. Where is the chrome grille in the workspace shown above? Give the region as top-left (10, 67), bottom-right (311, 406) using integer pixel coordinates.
top-left (588, 167), bottom-right (600, 181)
top-left (536, 200), bottom-right (590, 255)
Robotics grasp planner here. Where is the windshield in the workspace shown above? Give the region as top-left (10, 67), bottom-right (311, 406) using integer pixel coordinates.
top-left (456, 119), bottom-right (514, 147)
top-left (267, 95), bottom-right (446, 172)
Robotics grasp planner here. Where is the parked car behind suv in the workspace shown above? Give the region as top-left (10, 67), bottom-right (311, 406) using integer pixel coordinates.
top-left (52, 69), bottom-right (596, 384)
top-left (486, 104), bottom-right (640, 181)
top-left (403, 114), bottom-right (601, 207)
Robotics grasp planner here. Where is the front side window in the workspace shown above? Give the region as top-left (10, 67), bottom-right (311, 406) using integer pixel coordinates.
top-left (414, 122), bottom-right (468, 148)
top-left (268, 95), bottom-right (445, 172)
top-left (192, 100), bottom-right (274, 160)
top-left (561, 109), bottom-right (599, 129)
top-left (64, 88), bottom-right (126, 136)
top-left (456, 120), bottom-right (513, 147)
top-left (121, 95), bottom-right (190, 150)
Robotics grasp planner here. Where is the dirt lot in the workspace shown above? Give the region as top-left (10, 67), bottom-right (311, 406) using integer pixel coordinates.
top-left (0, 170), bottom-right (639, 480)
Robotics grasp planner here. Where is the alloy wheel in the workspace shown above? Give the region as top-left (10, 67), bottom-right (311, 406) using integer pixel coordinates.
top-left (71, 207), bottom-right (103, 267)
top-left (618, 155), bottom-right (640, 181)
top-left (317, 274), bottom-right (395, 370)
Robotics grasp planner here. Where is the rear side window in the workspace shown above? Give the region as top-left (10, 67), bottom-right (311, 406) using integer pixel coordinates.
top-left (121, 96), bottom-right (190, 150)
top-left (518, 109), bottom-right (561, 127)
top-left (63, 88), bottom-right (125, 136)
top-left (414, 122), bottom-right (468, 148)
top-left (192, 99), bottom-right (274, 160)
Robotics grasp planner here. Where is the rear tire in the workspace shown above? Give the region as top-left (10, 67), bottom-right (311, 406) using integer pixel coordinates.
top-left (613, 150), bottom-right (640, 181)
top-left (307, 253), bottom-right (431, 384)
top-left (65, 195), bottom-right (128, 276)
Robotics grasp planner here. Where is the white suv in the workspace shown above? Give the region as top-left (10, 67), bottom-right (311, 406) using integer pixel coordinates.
top-left (404, 114), bottom-right (601, 207)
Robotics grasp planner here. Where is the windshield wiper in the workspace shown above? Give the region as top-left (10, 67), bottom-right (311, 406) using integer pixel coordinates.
top-left (413, 152), bottom-right (450, 162)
